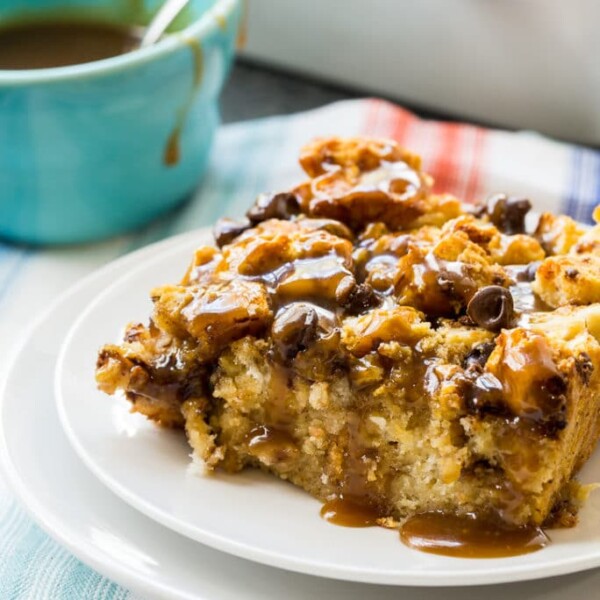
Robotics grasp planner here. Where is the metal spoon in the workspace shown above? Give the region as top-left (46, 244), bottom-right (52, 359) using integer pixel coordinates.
top-left (140, 0), bottom-right (191, 48)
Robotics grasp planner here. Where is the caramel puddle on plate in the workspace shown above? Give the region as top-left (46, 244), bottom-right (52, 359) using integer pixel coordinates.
top-left (320, 497), bottom-right (382, 528)
top-left (400, 512), bottom-right (549, 558)
top-left (163, 39), bottom-right (203, 167)
top-left (321, 503), bottom-right (549, 557)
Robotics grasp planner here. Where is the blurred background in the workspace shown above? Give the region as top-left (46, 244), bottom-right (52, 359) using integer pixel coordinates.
top-left (227, 0), bottom-right (600, 145)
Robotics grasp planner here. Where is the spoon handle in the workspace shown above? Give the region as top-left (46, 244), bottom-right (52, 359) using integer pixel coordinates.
top-left (140, 0), bottom-right (191, 48)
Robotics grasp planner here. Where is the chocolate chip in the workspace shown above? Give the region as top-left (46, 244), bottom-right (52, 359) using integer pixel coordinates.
top-left (464, 372), bottom-right (507, 417)
top-left (517, 261), bottom-right (542, 282)
top-left (466, 286), bottom-right (515, 332)
top-left (539, 418), bottom-right (567, 438)
top-left (425, 316), bottom-right (442, 329)
top-left (271, 303), bottom-right (319, 360)
top-left (576, 352), bottom-right (593, 384)
top-left (457, 315), bottom-right (476, 326)
top-left (565, 268), bottom-right (579, 280)
top-left (532, 375), bottom-right (567, 436)
top-left (482, 193), bottom-right (532, 235)
top-left (342, 283), bottom-right (380, 315)
top-left (213, 217), bottom-right (251, 248)
top-left (541, 375), bottom-right (567, 398)
top-left (246, 192), bottom-right (300, 224)
top-left (463, 341), bottom-right (496, 371)
top-left (180, 367), bottom-right (208, 401)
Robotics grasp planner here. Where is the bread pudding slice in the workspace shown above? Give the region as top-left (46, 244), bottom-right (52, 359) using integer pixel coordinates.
top-left (96, 137), bottom-right (600, 538)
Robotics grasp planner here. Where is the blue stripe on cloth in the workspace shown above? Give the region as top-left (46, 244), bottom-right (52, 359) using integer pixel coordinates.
top-left (563, 147), bottom-right (582, 219)
top-left (563, 146), bottom-right (600, 223)
top-left (0, 492), bottom-right (132, 600)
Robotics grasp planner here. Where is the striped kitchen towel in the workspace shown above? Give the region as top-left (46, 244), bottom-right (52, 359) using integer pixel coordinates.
top-left (1, 98), bottom-right (599, 598)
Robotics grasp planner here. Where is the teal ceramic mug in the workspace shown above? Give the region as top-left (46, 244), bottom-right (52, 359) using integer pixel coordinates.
top-left (0, 0), bottom-right (240, 244)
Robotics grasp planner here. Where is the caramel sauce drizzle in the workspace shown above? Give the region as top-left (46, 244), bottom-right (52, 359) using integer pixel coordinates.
top-left (236, 0), bottom-right (248, 49)
top-left (411, 252), bottom-right (478, 316)
top-left (163, 39), bottom-right (203, 167)
top-left (320, 497), bottom-right (381, 528)
top-left (511, 282), bottom-right (552, 316)
top-left (353, 161), bottom-right (422, 199)
top-left (163, 130), bottom-right (181, 167)
top-left (245, 425), bottom-right (298, 464)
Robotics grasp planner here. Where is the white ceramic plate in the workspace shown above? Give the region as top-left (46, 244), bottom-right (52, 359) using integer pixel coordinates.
top-left (4, 268), bottom-right (600, 600)
top-left (55, 229), bottom-right (600, 587)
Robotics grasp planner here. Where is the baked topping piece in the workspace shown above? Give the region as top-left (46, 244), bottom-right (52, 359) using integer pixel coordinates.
top-left (96, 137), bottom-right (600, 555)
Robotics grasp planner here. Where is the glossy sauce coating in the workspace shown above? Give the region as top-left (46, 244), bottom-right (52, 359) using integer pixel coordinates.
top-left (236, 0), bottom-right (248, 49)
top-left (163, 38), bottom-right (204, 166)
top-left (320, 497), bottom-right (382, 527)
top-left (399, 512), bottom-right (549, 558)
top-left (245, 425), bottom-right (298, 464)
top-left (0, 18), bottom-right (140, 69)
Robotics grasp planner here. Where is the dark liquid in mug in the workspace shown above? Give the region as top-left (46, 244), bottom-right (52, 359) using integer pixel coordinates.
top-left (0, 18), bottom-right (141, 69)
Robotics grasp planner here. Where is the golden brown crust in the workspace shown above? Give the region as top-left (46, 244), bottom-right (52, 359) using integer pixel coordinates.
top-left (295, 137), bottom-right (461, 230)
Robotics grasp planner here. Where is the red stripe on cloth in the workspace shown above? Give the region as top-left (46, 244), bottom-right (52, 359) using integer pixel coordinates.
top-left (362, 98), bottom-right (385, 136)
top-left (362, 99), bottom-right (416, 144)
top-left (428, 121), bottom-right (462, 196)
top-left (462, 126), bottom-right (487, 204)
top-left (359, 100), bottom-right (489, 204)
top-left (389, 105), bottom-right (414, 145)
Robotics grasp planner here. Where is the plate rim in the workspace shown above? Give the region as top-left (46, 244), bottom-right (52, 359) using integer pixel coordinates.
top-left (54, 227), bottom-right (600, 587)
